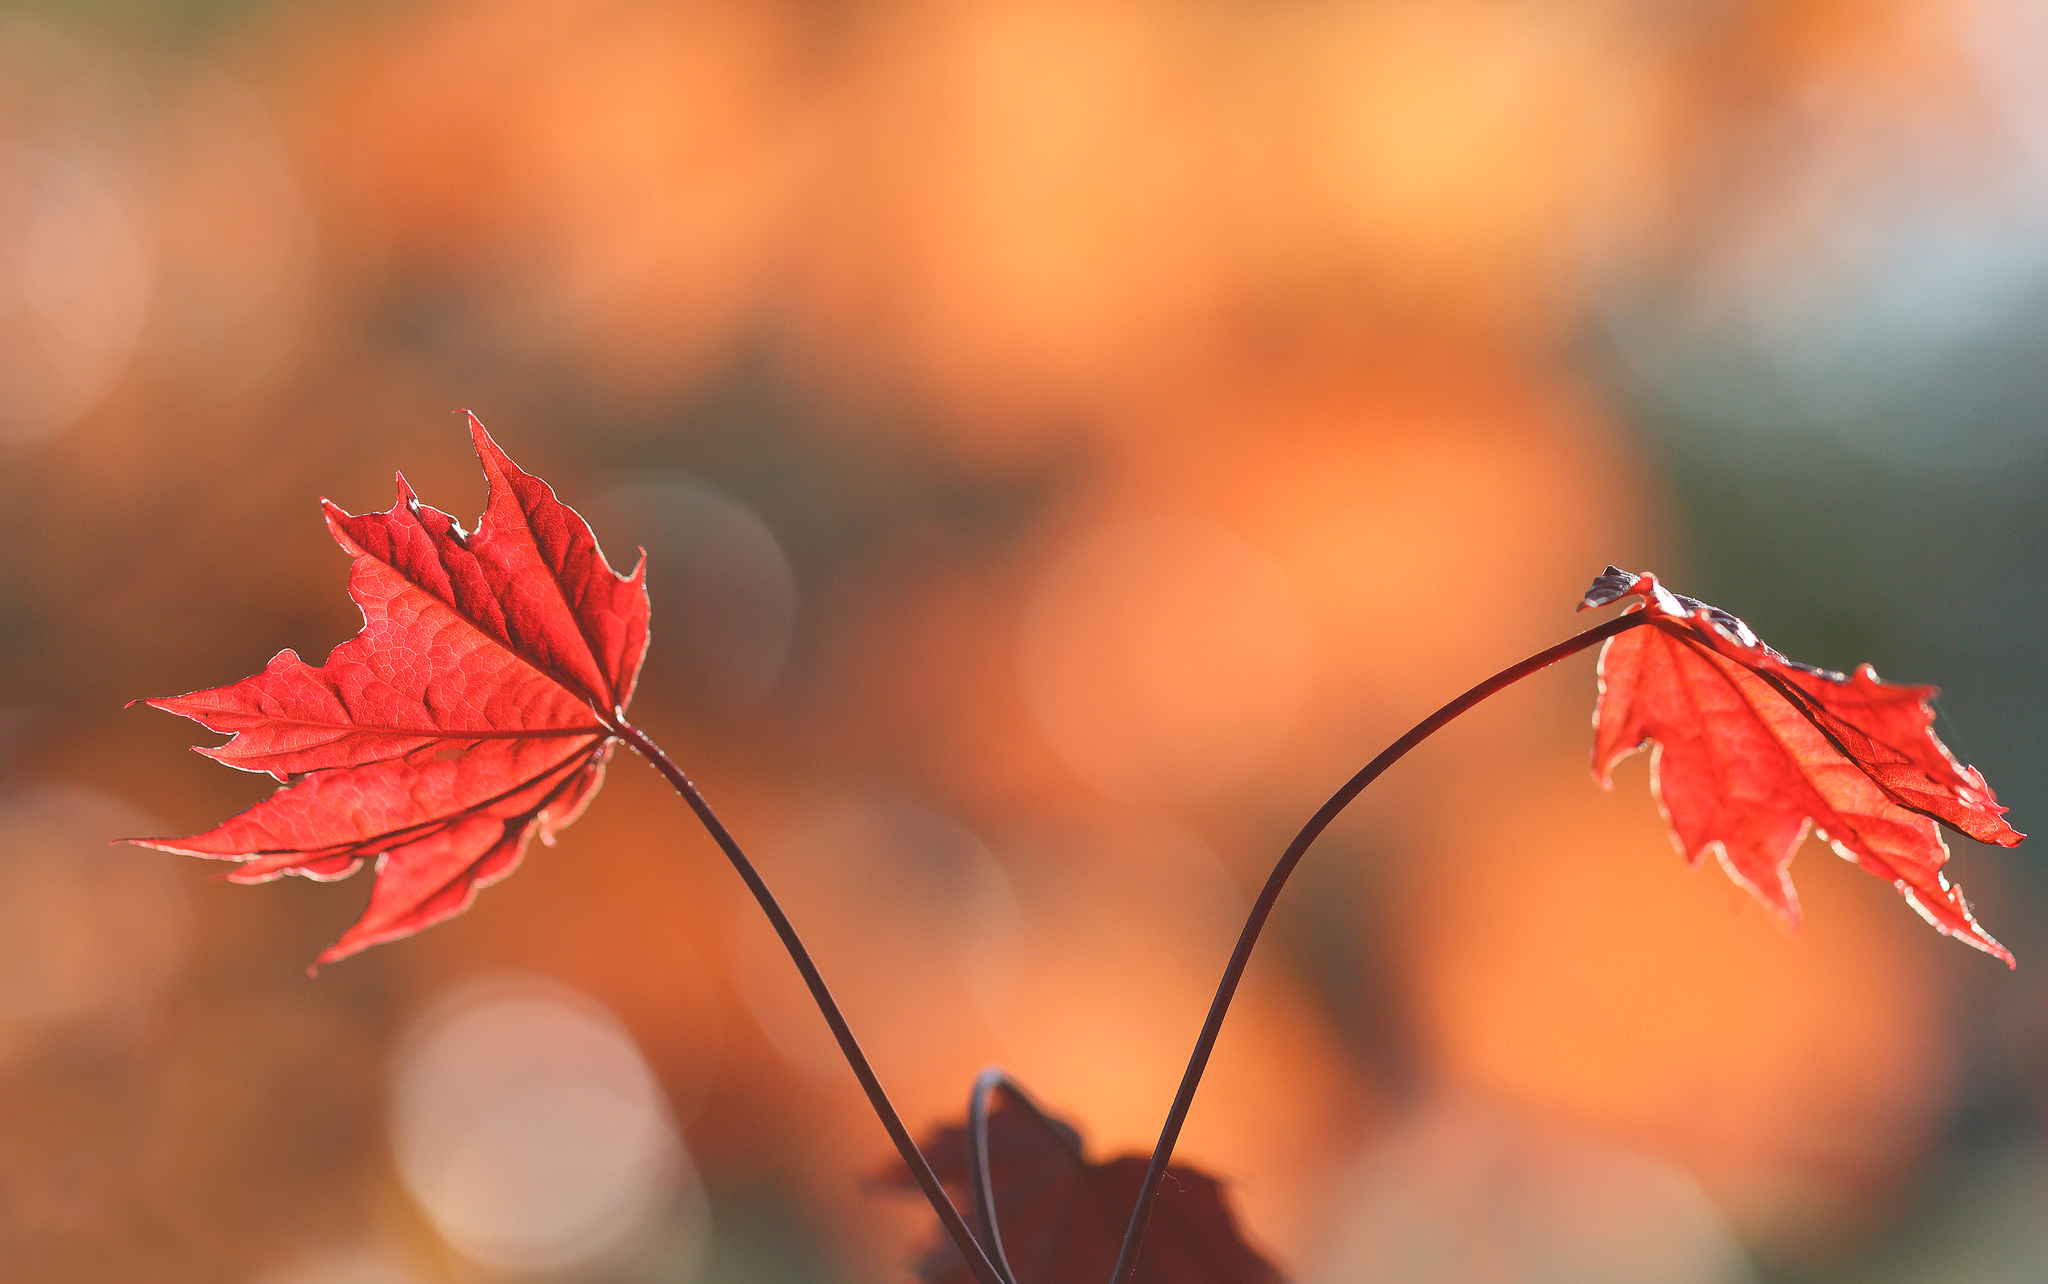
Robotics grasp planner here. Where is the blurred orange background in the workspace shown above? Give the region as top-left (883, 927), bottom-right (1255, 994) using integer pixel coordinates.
top-left (4, 0), bottom-right (2047, 1281)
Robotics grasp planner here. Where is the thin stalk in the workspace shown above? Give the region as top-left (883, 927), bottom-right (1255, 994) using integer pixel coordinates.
top-left (966, 1068), bottom-right (1024, 1284)
top-left (613, 723), bottom-right (1006, 1284)
top-left (1109, 611), bottom-right (1651, 1284)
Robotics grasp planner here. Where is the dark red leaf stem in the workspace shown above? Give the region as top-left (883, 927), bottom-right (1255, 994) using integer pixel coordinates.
top-left (1109, 611), bottom-right (1653, 1284)
top-left (614, 722), bottom-right (1007, 1284)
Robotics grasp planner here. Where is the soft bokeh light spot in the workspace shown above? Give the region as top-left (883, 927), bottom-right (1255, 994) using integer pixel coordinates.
top-left (731, 795), bottom-right (1019, 1085)
top-left (1290, 0), bottom-right (1647, 326)
top-left (389, 975), bottom-right (706, 1276)
top-left (794, 0), bottom-right (1214, 415)
top-left (1020, 515), bottom-right (1311, 803)
top-left (1312, 1098), bottom-right (1758, 1284)
top-left (0, 140), bottom-right (153, 444)
top-left (591, 474), bottom-right (798, 717)
top-left (251, 1249), bottom-right (429, 1284)
top-left (0, 787), bottom-right (187, 1033)
top-left (1402, 762), bottom-right (1955, 1247)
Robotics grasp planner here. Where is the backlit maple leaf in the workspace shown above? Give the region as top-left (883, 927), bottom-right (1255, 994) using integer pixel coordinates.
top-left (1580, 566), bottom-right (2020, 964)
top-left (132, 415), bottom-right (648, 965)
top-left (877, 1080), bottom-right (1283, 1284)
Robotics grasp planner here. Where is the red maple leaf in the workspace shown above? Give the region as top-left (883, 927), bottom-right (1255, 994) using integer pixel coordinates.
top-left (876, 1079), bottom-right (1283, 1284)
top-left (1580, 566), bottom-right (2021, 964)
top-left (132, 415), bottom-right (648, 965)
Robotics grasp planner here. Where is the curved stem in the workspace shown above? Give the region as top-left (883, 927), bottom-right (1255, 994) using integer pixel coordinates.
top-left (1109, 611), bottom-right (1650, 1284)
top-left (966, 1069), bottom-right (1087, 1284)
top-left (966, 1068), bottom-right (1024, 1284)
top-left (614, 723), bottom-right (1005, 1284)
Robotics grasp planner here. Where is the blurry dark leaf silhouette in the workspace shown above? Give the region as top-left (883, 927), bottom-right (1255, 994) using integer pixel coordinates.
top-left (1581, 566), bottom-right (2020, 964)
top-left (132, 415), bottom-right (648, 964)
top-left (876, 1075), bottom-right (1284, 1284)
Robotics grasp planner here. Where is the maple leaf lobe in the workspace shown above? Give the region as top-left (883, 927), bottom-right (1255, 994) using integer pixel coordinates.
top-left (1580, 567), bottom-right (2019, 966)
top-left (131, 415), bottom-right (648, 965)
